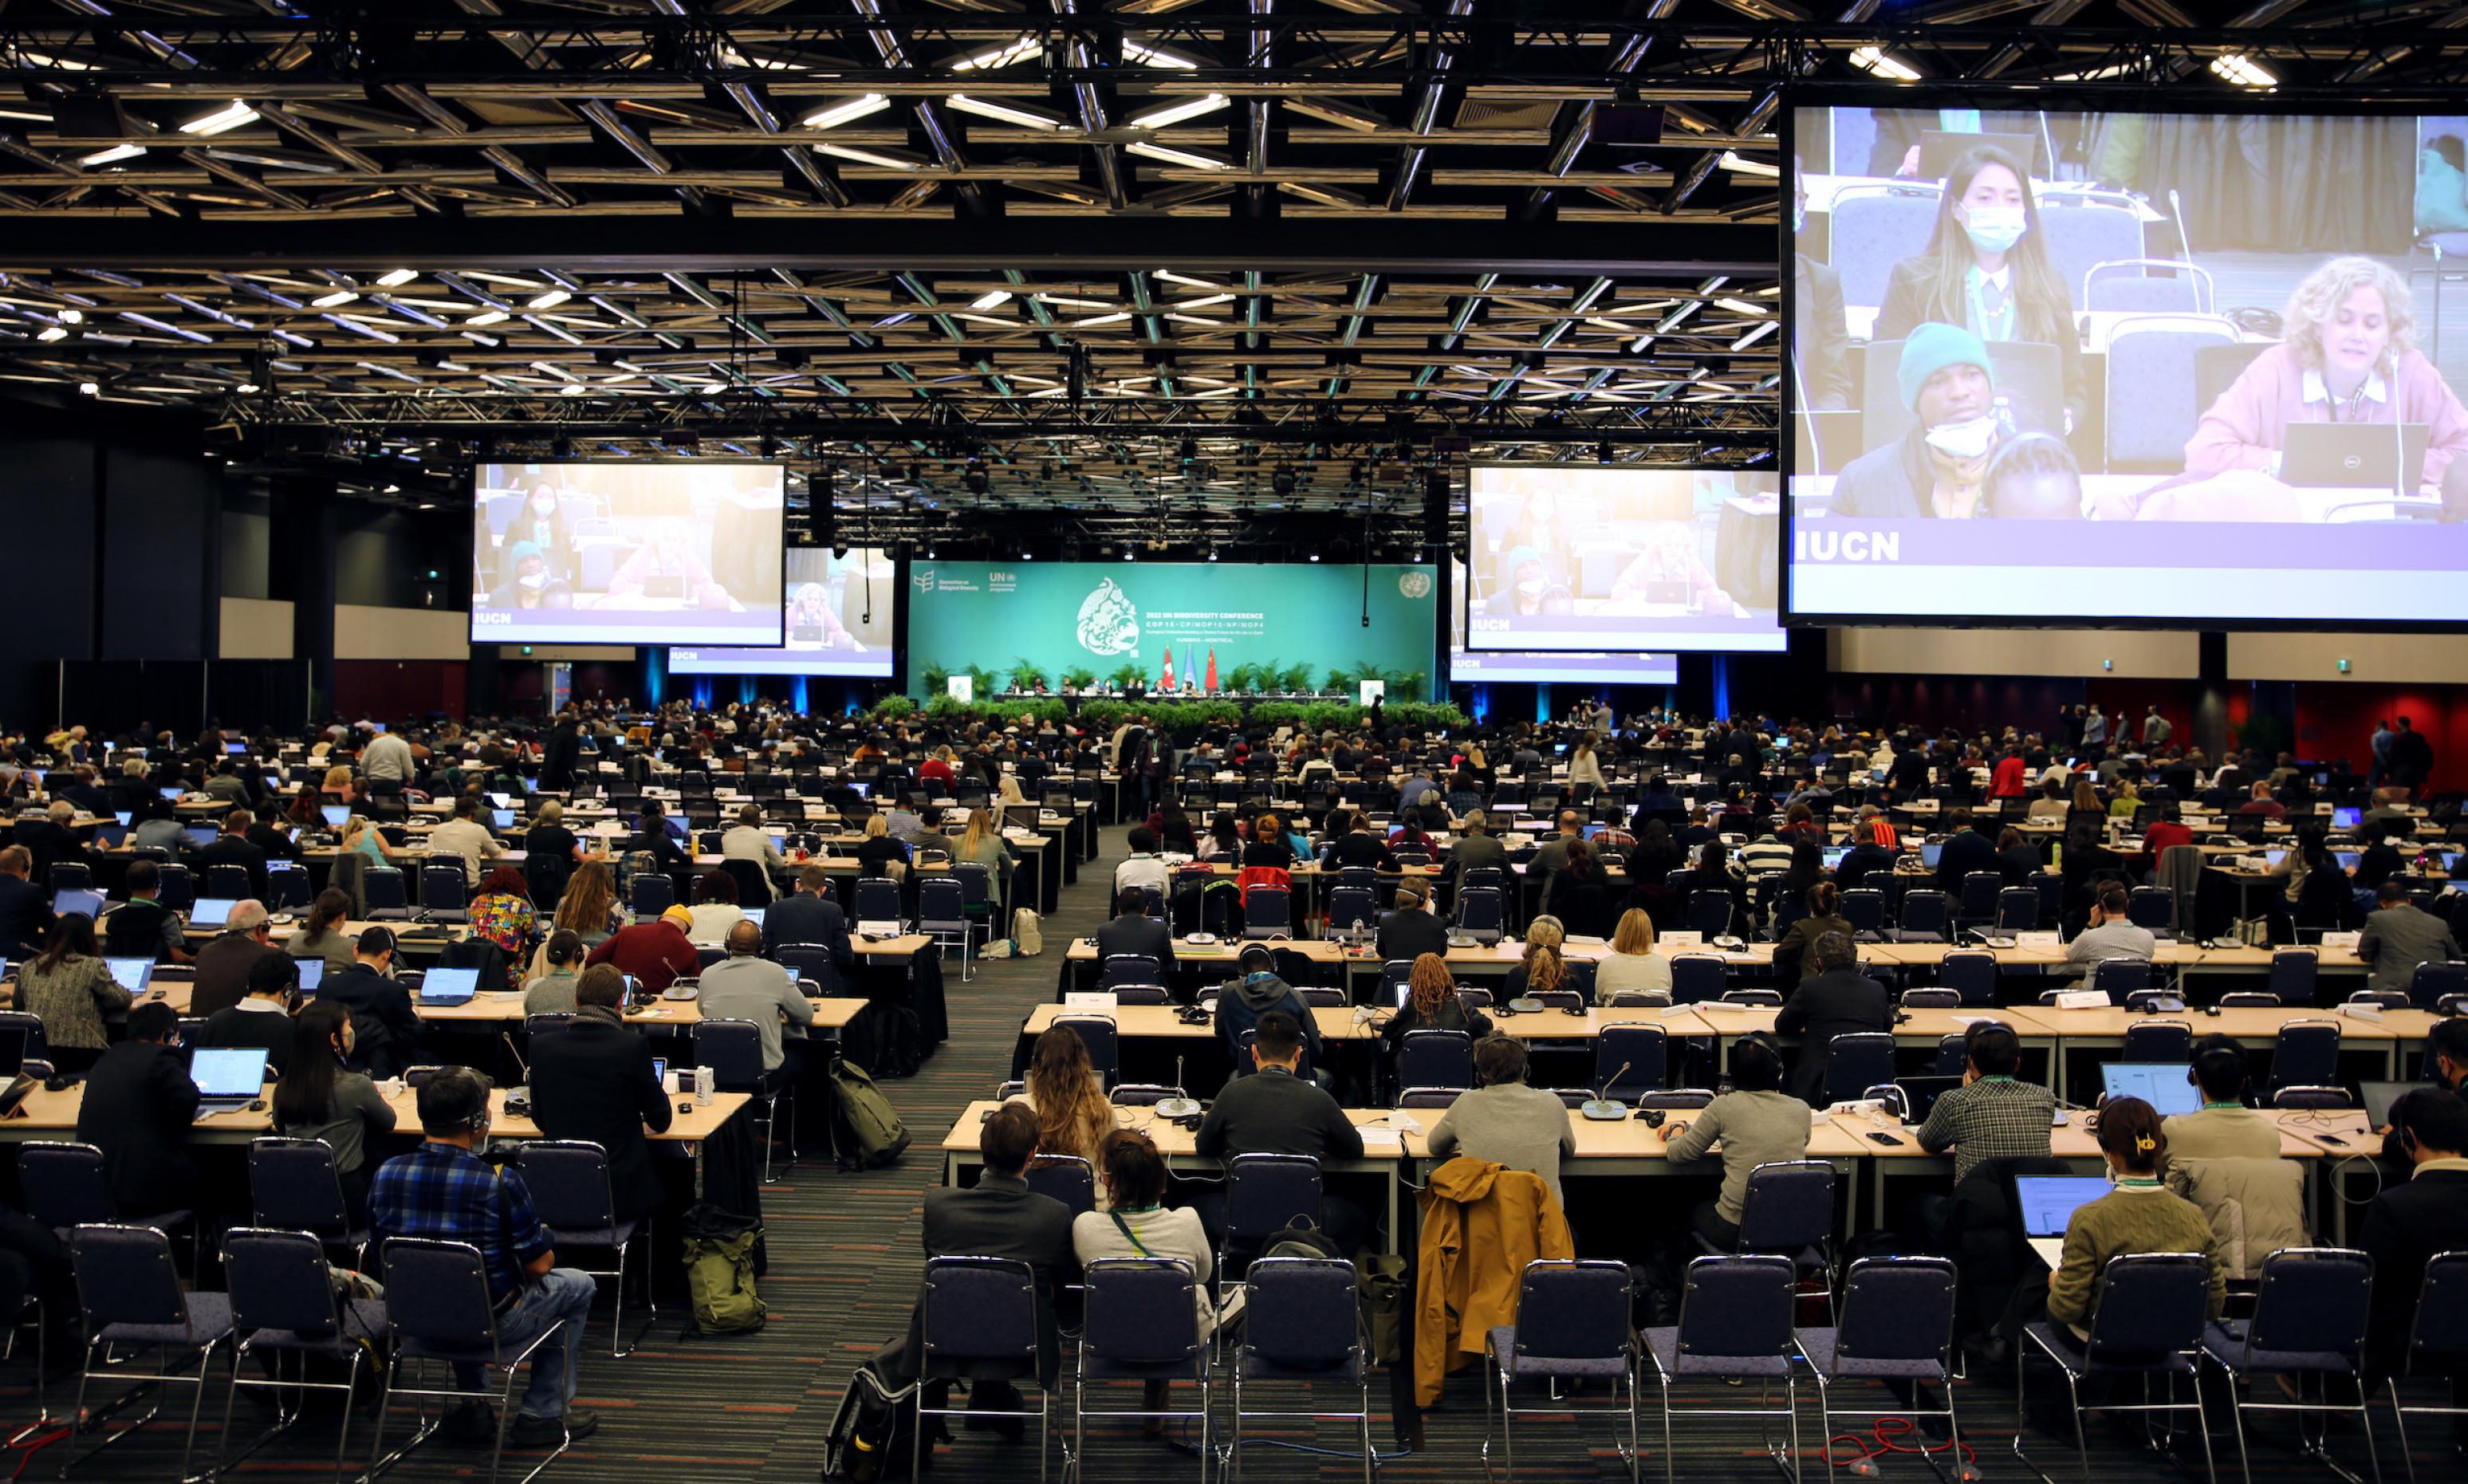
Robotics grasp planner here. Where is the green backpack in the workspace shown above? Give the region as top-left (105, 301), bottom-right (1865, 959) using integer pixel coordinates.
top-left (679, 1203), bottom-right (767, 1334)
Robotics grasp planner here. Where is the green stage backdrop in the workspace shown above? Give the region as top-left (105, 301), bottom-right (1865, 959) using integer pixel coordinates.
top-left (906, 561), bottom-right (1439, 699)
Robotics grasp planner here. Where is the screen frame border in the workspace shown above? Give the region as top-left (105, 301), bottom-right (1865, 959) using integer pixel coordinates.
top-left (663, 542), bottom-right (899, 678)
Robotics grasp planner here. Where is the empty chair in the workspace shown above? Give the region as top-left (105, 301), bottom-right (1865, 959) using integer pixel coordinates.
top-left (1939, 950), bottom-right (1998, 1006)
top-left (2208, 1254), bottom-right (2381, 1484)
top-left (1398, 1029), bottom-right (1472, 1092)
top-left (1024, 1155), bottom-right (1096, 1219)
top-left (2120, 1020), bottom-right (2194, 1063)
top-left (1722, 988), bottom-right (1784, 1009)
top-left (1230, 1258), bottom-right (1373, 1482)
top-left (1074, 1258), bottom-right (1210, 1472)
top-left (2385, 1250), bottom-right (2468, 1477)
top-left (1931, 1033), bottom-right (1968, 1078)
top-left (1643, 1254), bottom-right (1803, 1484)
top-left (2407, 960), bottom-right (2468, 1010)
top-left (1795, 1257), bottom-right (1962, 1478)
top-left (2084, 258), bottom-right (2215, 314)
top-left (1957, 872), bottom-right (2003, 927)
top-left (852, 876), bottom-right (903, 929)
top-left (2218, 991), bottom-right (2281, 1008)
top-left (1397, 1088), bottom-right (1462, 1109)
top-left (1596, 1024), bottom-right (1669, 1101)
top-left (1457, 886), bottom-right (1506, 944)
top-left (1669, 954), bottom-right (1727, 1005)
top-left (2264, 948), bottom-right (2318, 1006)
top-left (362, 865), bottom-right (412, 920)
top-left (18, 1141), bottom-right (194, 1258)
top-left (1828, 187), bottom-right (1942, 305)
top-left (155, 862), bottom-right (195, 913)
top-left (1219, 1153), bottom-right (1322, 1280)
top-left (698, 1018), bottom-right (793, 1183)
top-left (2105, 315), bottom-right (2242, 471)
top-left (1713, 1161), bottom-right (1839, 1317)
top-left (1823, 1032), bottom-right (1897, 1108)
top-left (1242, 885), bottom-right (1293, 939)
top-left (48, 860), bottom-right (93, 894)
top-left (1899, 986), bottom-right (1959, 1009)
top-left (1895, 891), bottom-right (1949, 943)
top-left (203, 863), bottom-right (253, 902)
top-left (2091, 958), bottom-right (2153, 1004)
top-left (1996, 887), bottom-right (2041, 932)
top-left (61, 1223), bottom-right (234, 1480)
top-left (1687, 892), bottom-right (1735, 939)
top-left (1325, 886), bottom-right (1377, 935)
top-left (215, 1227), bottom-right (387, 1482)
top-left (247, 1136), bottom-right (366, 1262)
top-left (1483, 1260), bottom-right (1640, 1481)
top-left (908, 1256), bottom-right (1057, 1478)
top-left (2270, 1085), bottom-right (2353, 1111)
top-left (2014, 1252), bottom-right (2218, 1484)
top-left (2269, 1020), bottom-right (2342, 1094)
top-left (1840, 888), bottom-right (1887, 936)
top-left (628, 871), bottom-right (674, 919)
top-left (1053, 1014), bottom-right (1119, 1088)
top-left (2128, 886), bottom-right (2176, 934)
top-left (516, 1141), bottom-right (653, 1358)
top-left (916, 877), bottom-right (971, 978)
top-left (1096, 954), bottom-right (1163, 991)
top-left (419, 863), bottom-right (470, 923)
top-left (774, 942), bottom-right (844, 998)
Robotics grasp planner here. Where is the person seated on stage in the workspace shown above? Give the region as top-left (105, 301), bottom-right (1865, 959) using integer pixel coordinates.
top-left (1427, 1035), bottom-right (1577, 1206)
top-left (1192, 1010), bottom-right (1366, 1253)
top-left (2160, 1036), bottom-right (2281, 1163)
top-left (1663, 1035), bottom-right (1809, 1251)
top-left (1873, 146), bottom-right (2088, 434)
top-left (1607, 522), bottom-right (1734, 612)
top-left (2046, 1097), bottom-right (2226, 1346)
top-left (2186, 255), bottom-right (2468, 490)
top-left (1917, 1022), bottom-right (2055, 1181)
top-left (1832, 324), bottom-right (2017, 520)
top-left (608, 518), bottom-right (728, 608)
top-left (786, 581), bottom-right (860, 649)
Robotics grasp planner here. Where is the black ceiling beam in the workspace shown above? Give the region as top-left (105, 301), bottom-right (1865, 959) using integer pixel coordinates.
top-left (0, 213), bottom-right (1773, 278)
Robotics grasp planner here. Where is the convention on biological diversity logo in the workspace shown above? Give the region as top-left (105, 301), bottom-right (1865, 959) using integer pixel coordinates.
top-left (1397, 570), bottom-right (1433, 599)
top-left (1076, 578), bottom-right (1140, 655)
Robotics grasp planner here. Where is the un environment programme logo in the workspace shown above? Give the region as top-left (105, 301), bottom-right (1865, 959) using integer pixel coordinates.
top-left (1076, 579), bottom-right (1140, 656)
top-left (1397, 570), bottom-right (1433, 600)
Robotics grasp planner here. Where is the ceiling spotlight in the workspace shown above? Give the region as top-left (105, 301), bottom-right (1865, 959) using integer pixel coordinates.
top-left (963, 462), bottom-right (990, 494)
top-left (57, 309), bottom-right (83, 325)
top-left (1207, 548), bottom-right (1219, 562)
top-left (1308, 553), bottom-right (1321, 562)
top-left (234, 381), bottom-right (260, 394)
top-left (801, 94), bottom-right (892, 130)
top-left (1178, 437), bottom-right (1199, 462)
top-left (1123, 550), bottom-right (1135, 562)
top-left (375, 269), bottom-right (418, 288)
top-left (1595, 440), bottom-right (1614, 464)
top-left (77, 381), bottom-right (98, 396)
top-left (1271, 467), bottom-right (1297, 497)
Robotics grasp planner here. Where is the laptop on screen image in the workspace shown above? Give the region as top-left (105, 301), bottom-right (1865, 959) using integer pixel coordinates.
top-left (104, 957), bottom-right (155, 994)
top-left (2101, 1062), bottom-right (2202, 1117)
top-left (53, 888), bottom-right (104, 920)
top-left (2015, 1175), bottom-right (2112, 1268)
top-left (2280, 422), bottom-right (2431, 496)
top-left (191, 1047), bottom-right (269, 1108)
top-left (416, 966), bottom-right (481, 1006)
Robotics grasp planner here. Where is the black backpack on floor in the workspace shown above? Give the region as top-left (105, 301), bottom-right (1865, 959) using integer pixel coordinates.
top-left (822, 1352), bottom-right (917, 1481)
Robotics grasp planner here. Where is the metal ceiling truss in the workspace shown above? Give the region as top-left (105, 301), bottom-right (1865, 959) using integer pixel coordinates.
top-left (4, 2), bottom-right (2462, 523)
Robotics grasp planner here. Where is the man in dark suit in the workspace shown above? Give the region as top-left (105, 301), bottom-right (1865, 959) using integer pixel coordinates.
top-left (1934, 809), bottom-right (1999, 896)
top-left (188, 899), bottom-right (285, 1018)
top-left (1775, 931), bottom-right (1895, 1104)
top-left (12, 801), bottom-right (83, 893)
top-left (758, 864), bottom-right (852, 974)
top-left (1094, 887), bottom-right (1174, 974)
top-left (198, 953), bottom-right (300, 1076)
top-left (2361, 1088), bottom-right (2468, 1436)
top-left (891, 1102), bottom-right (1077, 1435)
top-left (1194, 1011), bottom-right (1367, 1252)
top-left (191, 809), bottom-right (271, 903)
top-left (1374, 879), bottom-right (1450, 963)
top-left (245, 807), bottom-right (301, 864)
top-left (527, 964), bottom-right (673, 1222)
top-left (0, 844), bottom-right (50, 962)
top-left (318, 927), bottom-right (423, 1078)
top-left (73, 1001), bottom-right (200, 1213)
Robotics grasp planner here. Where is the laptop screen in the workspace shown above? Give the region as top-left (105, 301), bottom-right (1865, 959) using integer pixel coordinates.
top-left (226, 742), bottom-right (248, 756)
top-left (191, 1047), bottom-right (268, 1098)
top-left (1919, 842), bottom-right (1943, 868)
top-left (53, 888), bottom-right (104, 920)
top-left (490, 809), bottom-right (516, 830)
top-left (186, 825), bottom-right (219, 848)
top-left (1893, 1075), bottom-right (1962, 1125)
top-left (322, 805), bottom-right (351, 829)
top-left (187, 898), bottom-right (238, 928)
top-left (104, 957), bottom-right (154, 994)
top-left (2334, 850), bottom-right (2362, 872)
top-left (2014, 1175), bottom-right (2112, 1238)
top-left (297, 958), bottom-right (325, 992)
top-left (2332, 807), bottom-right (2362, 830)
top-left (2100, 1062), bottom-right (2202, 1117)
top-left (159, 787), bottom-right (185, 801)
top-left (2360, 1080), bottom-right (2415, 1128)
top-left (418, 966), bottom-right (480, 1003)
top-left (1822, 846), bottom-right (1849, 868)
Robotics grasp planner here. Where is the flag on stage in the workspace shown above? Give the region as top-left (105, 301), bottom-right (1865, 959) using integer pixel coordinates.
top-left (1205, 648), bottom-right (1218, 693)
top-left (1159, 647), bottom-right (1175, 691)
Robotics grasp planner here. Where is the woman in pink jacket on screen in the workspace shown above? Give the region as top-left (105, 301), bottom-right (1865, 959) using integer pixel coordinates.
top-left (2183, 255), bottom-right (2468, 490)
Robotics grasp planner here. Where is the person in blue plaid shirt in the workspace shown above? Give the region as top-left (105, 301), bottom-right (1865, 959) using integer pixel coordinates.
top-left (370, 1066), bottom-right (600, 1447)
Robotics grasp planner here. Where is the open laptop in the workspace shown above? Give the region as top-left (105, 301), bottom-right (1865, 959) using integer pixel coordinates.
top-left (191, 1047), bottom-right (269, 1112)
top-left (2016, 1174), bottom-right (2112, 1268)
top-left (2101, 1062), bottom-right (2202, 1117)
top-left (1893, 1075), bottom-right (1963, 1127)
top-left (187, 898), bottom-right (240, 929)
top-left (490, 809), bottom-right (517, 830)
top-left (53, 888), bottom-right (104, 920)
top-left (159, 787), bottom-right (185, 801)
top-left (790, 623), bottom-right (825, 644)
top-left (2281, 422), bottom-right (2430, 496)
top-left (185, 825), bottom-right (219, 848)
top-left (1917, 128), bottom-right (2041, 182)
top-left (297, 958), bottom-right (325, 993)
top-left (1919, 841), bottom-right (1943, 868)
top-left (415, 966), bottom-right (482, 1007)
top-left (2330, 806), bottom-right (2362, 831)
top-left (322, 805), bottom-right (350, 829)
top-left (640, 574), bottom-right (684, 600)
top-left (104, 957), bottom-right (155, 995)
top-left (2360, 1079), bottom-right (2415, 1129)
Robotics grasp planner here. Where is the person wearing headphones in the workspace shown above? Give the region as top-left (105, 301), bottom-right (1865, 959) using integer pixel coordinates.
top-left (2160, 1036), bottom-right (2281, 1163)
top-left (1373, 878), bottom-right (1450, 963)
top-left (2045, 1096), bottom-right (2225, 1344)
top-left (2380, 1016), bottom-right (2468, 1163)
top-left (1662, 1036), bottom-right (1809, 1252)
top-left (317, 925), bottom-right (422, 1079)
top-left (369, 1066), bottom-right (600, 1447)
top-left (2361, 1088), bottom-right (2468, 1435)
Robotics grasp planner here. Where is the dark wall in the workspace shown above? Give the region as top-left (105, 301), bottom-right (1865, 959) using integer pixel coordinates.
top-left (0, 435), bottom-right (101, 665)
top-left (100, 445), bottom-right (218, 660)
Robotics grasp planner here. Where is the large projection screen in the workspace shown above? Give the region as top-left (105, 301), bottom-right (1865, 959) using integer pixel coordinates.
top-left (668, 548), bottom-right (895, 677)
top-left (906, 561), bottom-right (1438, 695)
top-left (472, 461), bottom-right (785, 645)
top-left (1447, 561), bottom-right (1679, 683)
top-left (1463, 466), bottom-right (1785, 652)
top-left (1786, 105), bottom-right (2468, 627)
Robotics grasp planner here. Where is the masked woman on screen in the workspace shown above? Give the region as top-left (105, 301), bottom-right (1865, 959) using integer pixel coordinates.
top-left (2183, 255), bottom-right (2468, 490)
top-left (608, 518), bottom-right (728, 608)
top-left (1872, 145), bottom-right (2087, 435)
top-left (514, 482), bottom-right (575, 580)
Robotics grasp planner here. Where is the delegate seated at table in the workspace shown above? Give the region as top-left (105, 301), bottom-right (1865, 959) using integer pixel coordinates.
top-left (787, 582), bottom-right (860, 649)
top-left (1832, 324), bottom-right (2021, 520)
top-left (608, 518), bottom-right (730, 608)
top-left (2183, 256), bottom-right (2468, 494)
top-left (1605, 522), bottom-right (1733, 612)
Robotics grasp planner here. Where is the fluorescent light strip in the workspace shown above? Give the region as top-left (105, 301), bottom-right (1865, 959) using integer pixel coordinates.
top-left (375, 269), bottom-right (417, 288)
top-left (951, 35), bottom-right (1039, 73)
top-left (179, 100), bottom-right (258, 136)
top-left (815, 143), bottom-right (919, 171)
top-left (1128, 93), bottom-right (1228, 130)
top-left (309, 290), bottom-right (359, 308)
top-left (78, 144), bottom-right (146, 167)
top-left (525, 289), bottom-right (571, 309)
top-left (945, 94), bottom-right (1065, 131)
top-left (801, 94), bottom-right (891, 130)
top-left (1125, 141), bottom-right (1230, 171)
top-left (968, 289), bottom-right (1013, 309)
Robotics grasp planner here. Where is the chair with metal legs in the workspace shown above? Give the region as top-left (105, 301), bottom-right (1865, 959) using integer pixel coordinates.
top-left (369, 1238), bottom-right (580, 1484)
top-left (1482, 1258), bottom-right (1640, 1482)
top-left (912, 1256), bottom-right (1057, 1483)
top-left (2384, 1250), bottom-right (2468, 1483)
top-left (2200, 1246), bottom-right (2379, 1484)
top-left (216, 1227), bottom-right (388, 1483)
top-left (61, 1224), bottom-right (234, 1481)
top-left (1796, 1256), bottom-right (1970, 1482)
top-left (1230, 1257), bottom-right (1372, 1483)
top-left (2014, 1251), bottom-right (2220, 1484)
top-left (1643, 1253), bottom-right (1803, 1484)
top-left (1075, 1258), bottom-right (1210, 1478)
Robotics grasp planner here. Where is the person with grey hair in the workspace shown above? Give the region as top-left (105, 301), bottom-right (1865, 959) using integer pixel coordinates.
top-left (718, 801), bottom-right (785, 884)
top-left (695, 918), bottom-right (810, 1084)
top-left (188, 897), bottom-right (282, 1017)
top-left (1776, 930), bottom-right (1894, 1105)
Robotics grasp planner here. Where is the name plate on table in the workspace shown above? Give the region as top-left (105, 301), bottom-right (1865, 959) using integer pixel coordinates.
top-left (1907, 798), bottom-right (1941, 813)
top-left (1064, 991), bottom-right (1117, 1011)
top-left (1661, 931), bottom-right (1703, 948)
top-left (2051, 989), bottom-right (2108, 1011)
top-left (2014, 931), bottom-right (2061, 951)
top-left (2319, 931), bottom-right (2362, 952)
top-left (858, 919), bottom-right (901, 938)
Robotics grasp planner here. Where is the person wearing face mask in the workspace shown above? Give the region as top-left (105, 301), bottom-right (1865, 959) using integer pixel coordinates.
top-left (1833, 323), bottom-right (2015, 519)
top-left (2184, 255), bottom-right (2468, 490)
top-left (1791, 159), bottom-right (1852, 411)
top-left (1481, 545), bottom-right (1571, 617)
top-left (270, 1000), bottom-right (397, 1226)
top-left (514, 482), bottom-right (574, 580)
top-left (1875, 146), bottom-right (2087, 435)
top-left (490, 540), bottom-right (555, 611)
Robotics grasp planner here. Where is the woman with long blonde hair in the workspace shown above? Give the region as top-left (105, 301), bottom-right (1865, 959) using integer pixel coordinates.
top-left (1595, 907), bottom-right (1671, 1004)
top-left (1507, 914), bottom-right (1568, 998)
top-left (1020, 1025), bottom-right (1116, 1201)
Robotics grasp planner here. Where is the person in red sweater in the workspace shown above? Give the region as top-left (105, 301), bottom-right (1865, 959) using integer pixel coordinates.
top-left (1989, 748), bottom-right (2029, 799)
top-left (2140, 805), bottom-right (2194, 869)
top-left (919, 747), bottom-right (956, 793)
top-left (584, 904), bottom-right (700, 995)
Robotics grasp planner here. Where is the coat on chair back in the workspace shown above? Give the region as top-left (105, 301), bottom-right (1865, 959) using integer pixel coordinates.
top-left (1413, 1155), bottom-right (1573, 1407)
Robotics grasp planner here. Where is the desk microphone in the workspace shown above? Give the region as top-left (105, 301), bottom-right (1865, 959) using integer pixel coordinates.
top-left (1581, 1063), bottom-right (1631, 1122)
top-left (499, 1032), bottom-right (531, 1084)
top-left (1154, 1054), bottom-right (1201, 1120)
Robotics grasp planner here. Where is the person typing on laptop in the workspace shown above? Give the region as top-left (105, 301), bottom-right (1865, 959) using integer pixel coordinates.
top-left (2045, 1096), bottom-right (2224, 1342)
top-left (2159, 1037), bottom-right (2281, 1163)
top-left (318, 926), bottom-right (423, 1079)
top-left (73, 1002), bottom-right (201, 1214)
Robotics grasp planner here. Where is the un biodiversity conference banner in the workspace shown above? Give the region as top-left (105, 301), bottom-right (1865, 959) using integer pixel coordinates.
top-left (906, 561), bottom-right (1440, 698)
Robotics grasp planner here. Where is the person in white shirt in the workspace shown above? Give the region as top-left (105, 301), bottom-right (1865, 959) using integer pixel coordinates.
top-left (360, 729), bottom-right (415, 789)
top-left (718, 803), bottom-right (785, 877)
top-left (684, 870), bottom-right (747, 947)
top-left (1113, 828), bottom-right (1171, 900)
top-left (423, 795), bottom-right (504, 887)
top-left (2065, 884), bottom-right (2155, 979)
top-left (1593, 907), bottom-right (1673, 1003)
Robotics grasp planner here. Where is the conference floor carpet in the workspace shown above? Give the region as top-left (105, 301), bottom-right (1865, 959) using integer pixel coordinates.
top-left (9, 821), bottom-right (2452, 1482)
